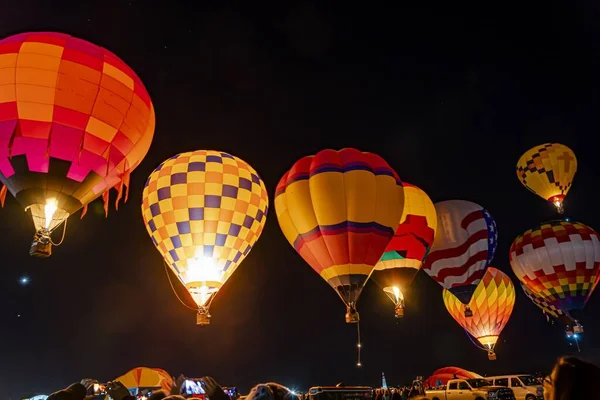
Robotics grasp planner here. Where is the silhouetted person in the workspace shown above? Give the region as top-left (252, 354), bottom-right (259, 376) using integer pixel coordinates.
top-left (544, 356), bottom-right (600, 399)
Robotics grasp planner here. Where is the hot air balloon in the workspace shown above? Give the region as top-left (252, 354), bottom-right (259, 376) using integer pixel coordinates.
top-left (422, 200), bottom-right (498, 317)
top-left (509, 220), bottom-right (600, 335)
top-left (520, 282), bottom-right (573, 326)
top-left (115, 367), bottom-right (173, 394)
top-left (443, 267), bottom-right (515, 360)
top-left (0, 32), bottom-right (155, 257)
top-left (425, 367), bottom-right (482, 387)
top-left (370, 183), bottom-right (437, 318)
top-left (516, 143), bottom-right (577, 214)
top-left (142, 150), bottom-right (268, 325)
top-left (275, 148), bottom-right (404, 323)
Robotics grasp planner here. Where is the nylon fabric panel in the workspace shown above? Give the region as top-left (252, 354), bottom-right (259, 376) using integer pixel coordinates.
top-left (521, 283), bottom-right (567, 320)
top-left (516, 143), bottom-right (576, 203)
top-left (274, 148), bottom-right (403, 306)
top-left (422, 200), bottom-right (497, 300)
top-left (509, 220), bottom-right (600, 312)
top-left (443, 267), bottom-right (515, 349)
top-left (0, 32), bottom-right (155, 214)
top-left (142, 150), bottom-right (269, 308)
top-left (371, 183), bottom-right (437, 291)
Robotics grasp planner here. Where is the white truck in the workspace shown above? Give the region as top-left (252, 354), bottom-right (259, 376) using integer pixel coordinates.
top-left (486, 375), bottom-right (543, 400)
top-left (425, 378), bottom-right (515, 400)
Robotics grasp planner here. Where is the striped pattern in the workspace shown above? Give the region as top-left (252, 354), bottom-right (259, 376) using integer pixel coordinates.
top-left (0, 32), bottom-right (155, 221)
top-left (422, 200), bottom-right (497, 303)
top-left (509, 220), bottom-right (600, 313)
top-left (443, 267), bottom-right (515, 351)
top-left (275, 148), bottom-right (403, 306)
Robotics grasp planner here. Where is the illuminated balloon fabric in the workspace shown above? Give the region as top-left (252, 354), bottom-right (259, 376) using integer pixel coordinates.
top-left (509, 220), bottom-right (600, 313)
top-left (520, 282), bottom-right (570, 323)
top-left (116, 367), bottom-right (173, 391)
top-left (0, 32), bottom-right (155, 231)
top-left (516, 143), bottom-right (576, 213)
top-left (142, 151), bottom-right (268, 314)
top-left (425, 367), bottom-right (482, 387)
top-left (371, 183), bottom-right (437, 306)
top-left (443, 267), bottom-right (515, 351)
top-left (422, 200), bottom-right (498, 304)
top-left (275, 148), bottom-right (404, 308)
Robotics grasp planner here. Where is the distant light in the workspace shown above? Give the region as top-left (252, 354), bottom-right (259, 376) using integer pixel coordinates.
top-left (574, 334), bottom-right (579, 339)
top-left (19, 276), bottom-right (30, 285)
top-left (357, 343), bottom-right (362, 348)
top-left (565, 218), bottom-right (570, 222)
top-left (291, 392), bottom-right (297, 396)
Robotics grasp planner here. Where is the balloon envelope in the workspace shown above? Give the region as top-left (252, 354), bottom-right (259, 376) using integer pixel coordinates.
top-left (425, 367), bottom-right (482, 387)
top-left (422, 200), bottom-right (498, 304)
top-left (371, 183), bottom-right (436, 308)
top-left (0, 32), bottom-right (155, 232)
top-left (516, 143), bottom-right (576, 213)
top-left (275, 148), bottom-right (404, 309)
top-left (509, 220), bottom-right (600, 315)
top-left (443, 267), bottom-right (515, 352)
top-left (142, 150), bottom-right (268, 312)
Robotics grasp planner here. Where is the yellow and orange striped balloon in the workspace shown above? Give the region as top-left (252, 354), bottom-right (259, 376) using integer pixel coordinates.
top-left (443, 267), bottom-right (515, 360)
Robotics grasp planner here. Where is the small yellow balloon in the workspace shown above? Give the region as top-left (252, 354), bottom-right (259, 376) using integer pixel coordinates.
top-left (516, 143), bottom-right (577, 213)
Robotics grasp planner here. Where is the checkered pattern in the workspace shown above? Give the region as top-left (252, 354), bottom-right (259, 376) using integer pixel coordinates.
top-left (509, 220), bottom-right (600, 312)
top-left (443, 267), bottom-right (515, 349)
top-left (516, 143), bottom-right (576, 203)
top-left (520, 282), bottom-right (565, 319)
top-left (0, 32), bottom-right (155, 206)
top-left (142, 150), bottom-right (269, 300)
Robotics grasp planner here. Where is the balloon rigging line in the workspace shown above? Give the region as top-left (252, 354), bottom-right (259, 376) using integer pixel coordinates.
top-left (463, 328), bottom-right (488, 351)
top-left (49, 218), bottom-right (67, 247)
top-left (356, 323), bottom-right (361, 366)
top-left (164, 261), bottom-right (198, 310)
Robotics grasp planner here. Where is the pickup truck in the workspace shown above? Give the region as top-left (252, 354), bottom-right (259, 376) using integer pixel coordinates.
top-left (425, 378), bottom-right (515, 400)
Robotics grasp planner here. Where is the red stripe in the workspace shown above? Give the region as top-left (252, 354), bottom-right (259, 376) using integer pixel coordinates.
top-left (424, 229), bottom-right (488, 264)
top-left (460, 210), bottom-right (483, 230)
top-left (434, 251), bottom-right (488, 284)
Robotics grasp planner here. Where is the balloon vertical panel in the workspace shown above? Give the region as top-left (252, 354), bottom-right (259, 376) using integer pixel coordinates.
top-left (275, 148), bottom-right (404, 307)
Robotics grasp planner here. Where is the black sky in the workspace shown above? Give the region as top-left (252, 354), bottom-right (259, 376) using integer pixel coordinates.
top-left (2, 0), bottom-right (600, 398)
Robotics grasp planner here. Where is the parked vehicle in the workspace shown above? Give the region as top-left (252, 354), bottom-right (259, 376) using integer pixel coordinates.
top-left (487, 375), bottom-right (543, 400)
top-left (426, 378), bottom-right (515, 400)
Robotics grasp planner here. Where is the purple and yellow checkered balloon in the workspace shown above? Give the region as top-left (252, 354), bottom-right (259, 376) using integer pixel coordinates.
top-left (142, 150), bottom-right (268, 321)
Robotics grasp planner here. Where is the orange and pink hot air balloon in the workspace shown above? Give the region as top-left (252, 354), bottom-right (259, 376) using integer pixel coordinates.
top-left (0, 32), bottom-right (155, 257)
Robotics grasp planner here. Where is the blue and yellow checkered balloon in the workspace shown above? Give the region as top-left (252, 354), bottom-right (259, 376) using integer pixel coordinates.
top-left (142, 150), bottom-right (269, 317)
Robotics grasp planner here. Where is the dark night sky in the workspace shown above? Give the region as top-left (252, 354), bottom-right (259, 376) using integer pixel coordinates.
top-left (2, 0), bottom-right (600, 398)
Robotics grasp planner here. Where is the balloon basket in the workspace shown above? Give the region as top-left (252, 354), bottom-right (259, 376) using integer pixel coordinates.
top-left (196, 308), bottom-right (211, 326)
top-left (464, 307), bottom-right (473, 318)
top-left (565, 325), bottom-right (574, 337)
top-left (488, 351), bottom-right (497, 361)
top-left (30, 230), bottom-right (52, 258)
top-left (345, 307), bottom-right (360, 324)
top-left (394, 305), bottom-right (404, 318)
